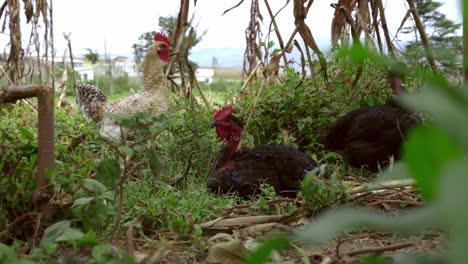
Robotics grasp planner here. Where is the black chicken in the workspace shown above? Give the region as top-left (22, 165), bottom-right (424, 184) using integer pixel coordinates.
top-left (208, 106), bottom-right (321, 198)
top-left (321, 71), bottom-right (421, 172)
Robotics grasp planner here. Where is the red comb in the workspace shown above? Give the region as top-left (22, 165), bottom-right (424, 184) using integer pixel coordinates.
top-left (214, 105), bottom-right (234, 120)
top-left (154, 32), bottom-right (171, 46)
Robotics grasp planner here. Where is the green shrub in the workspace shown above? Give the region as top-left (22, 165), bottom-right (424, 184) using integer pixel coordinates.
top-left (234, 61), bottom-right (395, 159)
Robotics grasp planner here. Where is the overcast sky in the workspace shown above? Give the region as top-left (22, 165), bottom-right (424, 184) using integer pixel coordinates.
top-left (1, 0), bottom-right (462, 57)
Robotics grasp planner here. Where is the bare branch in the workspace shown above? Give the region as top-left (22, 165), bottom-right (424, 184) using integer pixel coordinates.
top-left (222, 0), bottom-right (245, 15)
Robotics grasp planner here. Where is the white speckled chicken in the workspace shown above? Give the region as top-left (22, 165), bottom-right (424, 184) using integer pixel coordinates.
top-left (75, 32), bottom-right (171, 141)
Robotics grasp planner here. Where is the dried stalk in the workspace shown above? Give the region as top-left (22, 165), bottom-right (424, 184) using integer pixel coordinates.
top-left (293, 40), bottom-right (306, 80)
top-left (304, 40), bottom-right (314, 77)
top-left (242, 0), bottom-right (262, 79)
top-left (242, 78), bottom-right (267, 145)
top-left (347, 178), bottom-right (416, 195)
top-left (406, 0), bottom-right (438, 72)
top-left (346, 242), bottom-right (415, 257)
top-left (222, 0), bottom-right (245, 15)
top-left (111, 152), bottom-right (128, 242)
top-left (370, 0), bottom-right (383, 54)
top-left (57, 48), bottom-right (68, 107)
top-left (64, 33), bottom-right (76, 89)
top-left (294, 0), bottom-right (328, 84)
top-left (336, 3), bottom-right (360, 45)
top-left (185, 27), bottom-right (212, 112)
top-left (376, 0), bottom-right (395, 56)
top-left (465, 2), bottom-right (468, 83)
top-left (356, 0), bottom-right (371, 42)
top-left (48, 0), bottom-right (55, 87)
top-left (240, 61), bottom-right (263, 94)
top-left (164, 0), bottom-right (189, 89)
top-left (263, 0), bottom-right (288, 66)
top-left (6, 0), bottom-right (23, 84)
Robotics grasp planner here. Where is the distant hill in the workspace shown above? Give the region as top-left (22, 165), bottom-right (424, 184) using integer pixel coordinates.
top-left (189, 39), bottom-right (330, 69)
top-left (190, 47), bottom-right (244, 68)
top-left (73, 39), bottom-right (331, 69)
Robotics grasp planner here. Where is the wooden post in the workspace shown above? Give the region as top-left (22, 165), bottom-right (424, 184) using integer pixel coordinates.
top-left (37, 86), bottom-right (55, 187)
top-left (0, 85), bottom-right (55, 197)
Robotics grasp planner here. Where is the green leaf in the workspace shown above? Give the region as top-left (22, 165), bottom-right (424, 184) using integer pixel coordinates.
top-left (92, 244), bottom-right (133, 264)
top-left (294, 206), bottom-right (440, 246)
top-left (147, 147), bottom-right (162, 178)
top-left (194, 224), bottom-right (203, 238)
top-left (19, 127), bottom-right (35, 141)
top-left (245, 235), bottom-right (290, 264)
top-left (92, 244), bottom-right (114, 263)
top-left (75, 230), bottom-right (100, 248)
top-left (72, 197), bottom-right (95, 208)
top-left (375, 162), bottom-right (411, 182)
top-left (356, 255), bottom-right (387, 264)
top-left (41, 220), bottom-right (71, 247)
top-left (40, 220), bottom-right (83, 247)
top-left (0, 243), bottom-right (17, 262)
top-left (119, 146), bottom-right (134, 157)
top-left (96, 159), bottom-right (121, 190)
top-left (300, 173), bottom-right (317, 201)
top-left (55, 228), bottom-right (84, 243)
top-left (16, 260), bottom-right (37, 264)
top-left (268, 40), bottom-right (275, 48)
top-left (272, 48), bottom-right (282, 54)
top-left (437, 159), bottom-right (468, 263)
top-left (98, 191), bottom-right (116, 201)
top-left (400, 85), bottom-right (468, 151)
top-left (83, 179), bottom-right (107, 194)
top-left (107, 112), bottom-right (134, 126)
top-left (403, 125), bottom-right (463, 201)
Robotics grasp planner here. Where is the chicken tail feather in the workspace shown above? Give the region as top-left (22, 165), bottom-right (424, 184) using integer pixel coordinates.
top-left (75, 84), bottom-right (108, 123)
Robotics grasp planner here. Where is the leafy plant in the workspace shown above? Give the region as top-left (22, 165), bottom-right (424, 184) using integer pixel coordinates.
top-left (246, 46), bottom-right (467, 263)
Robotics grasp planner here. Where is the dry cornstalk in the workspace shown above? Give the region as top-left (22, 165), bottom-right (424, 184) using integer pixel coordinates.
top-left (370, 0), bottom-right (384, 54)
top-left (294, 0), bottom-right (329, 83)
top-left (347, 178), bottom-right (416, 195)
top-left (376, 0), bottom-right (395, 56)
top-left (57, 48), bottom-right (68, 107)
top-left (263, 0), bottom-right (289, 66)
top-left (164, 0), bottom-right (189, 88)
top-left (406, 0), bottom-right (438, 72)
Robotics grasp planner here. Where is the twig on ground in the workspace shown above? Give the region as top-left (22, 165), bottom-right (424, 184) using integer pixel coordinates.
top-left (336, 232), bottom-right (380, 258)
top-left (368, 199), bottom-right (422, 207)
top-left (67, 132), bottom-right (87, 152)
top-left (345, 241), bottom-right (415, 257)
top-left (347, 178), bottom-right (416, 195)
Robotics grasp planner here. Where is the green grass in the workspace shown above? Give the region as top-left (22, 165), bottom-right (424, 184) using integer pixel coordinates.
top-left (4, 52), bottom-right (461, 263)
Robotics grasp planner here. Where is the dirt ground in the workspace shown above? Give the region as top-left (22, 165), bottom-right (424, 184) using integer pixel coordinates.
top-left (133, 183), bottom-right (442, 264)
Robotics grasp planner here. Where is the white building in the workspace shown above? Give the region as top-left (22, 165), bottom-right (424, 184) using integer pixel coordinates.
top-left (196, 68), bottom-right (214, 84)
top-left (113, 56), bottom-right (139, 78)
top-left (75, 66), bottom-right (96, 82)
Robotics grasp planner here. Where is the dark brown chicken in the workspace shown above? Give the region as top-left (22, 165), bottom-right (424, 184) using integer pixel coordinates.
top-left (208, 106), bottom-right (321, 198)
top-left (321, 72), bottom-right (421, 172)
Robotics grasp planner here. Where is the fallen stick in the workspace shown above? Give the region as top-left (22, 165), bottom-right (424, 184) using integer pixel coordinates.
top-left (347, 178), bottom-right (416, 195)
top-left (345, 241), bottom-right (415, 257)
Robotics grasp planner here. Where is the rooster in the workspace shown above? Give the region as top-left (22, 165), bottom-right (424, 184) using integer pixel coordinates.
top-left (75, 32), bottom-right (172, 141)
top-left (321, 71), bottom-right (421, 172)
top-left (208, 106), bottom-right (322, 198)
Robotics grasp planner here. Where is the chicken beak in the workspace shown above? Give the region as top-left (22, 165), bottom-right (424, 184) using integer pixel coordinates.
top-left (211, 120), bottom-right (219, 127)
top-left (169, 50), bottom-right (178, 59)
